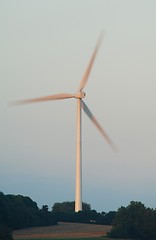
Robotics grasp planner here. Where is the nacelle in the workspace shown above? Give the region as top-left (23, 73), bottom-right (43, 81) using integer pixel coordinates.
top-left (75, 91), bottom-right (86, 99)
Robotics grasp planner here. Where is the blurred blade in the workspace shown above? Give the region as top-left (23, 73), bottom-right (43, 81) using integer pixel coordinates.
top-left (10, 93), bottom-right (75, 106)
top-left (78, 31), bottom-right (105, 91)
top-left (81, 100), bottom-right (118, 152)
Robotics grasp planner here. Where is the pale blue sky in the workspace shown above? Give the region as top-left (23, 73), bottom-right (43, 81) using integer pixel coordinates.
top-left (0, 0), bottom-right (156, 212)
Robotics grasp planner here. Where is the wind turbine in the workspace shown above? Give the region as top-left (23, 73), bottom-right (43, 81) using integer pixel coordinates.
top-left (11, 33), bottom-right (117, 212)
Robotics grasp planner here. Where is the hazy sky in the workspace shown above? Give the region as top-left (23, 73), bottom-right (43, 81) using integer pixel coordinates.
top-left (1, 0), bottom-right (156, 212)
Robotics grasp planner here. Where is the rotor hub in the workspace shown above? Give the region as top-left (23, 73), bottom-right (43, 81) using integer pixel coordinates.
top-left (75, 91), bottom-right (86, 99)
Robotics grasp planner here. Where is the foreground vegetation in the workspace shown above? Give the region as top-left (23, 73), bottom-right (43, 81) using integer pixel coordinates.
top-left (1, 191), bottom-right (156, 239)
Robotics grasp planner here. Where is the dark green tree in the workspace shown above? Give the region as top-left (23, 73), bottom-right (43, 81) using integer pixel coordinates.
top-left (0, 192), bottom-right (57, 230)
top-left (52, 201), bottom-right (116, 224)
top-left (0, 192), bottom-right (8, 226)
top-left (39, 205), bottom-right (57, 226)
top-left (96, 211), bottom-right (116, 225)
top-left (52, 201), bottom-right (91, 213)
top-left (0, 225), bottom-right (13, 240)
top-left (6, 194), bottom-right (40, 229)
top-left (108, 201), bottom-right (156, 239)
top-left (52, 201), bottom-right (93, 223)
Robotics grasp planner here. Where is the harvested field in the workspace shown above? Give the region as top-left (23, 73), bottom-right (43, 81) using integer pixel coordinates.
top-left (13, 222), bottom-right (112, 239)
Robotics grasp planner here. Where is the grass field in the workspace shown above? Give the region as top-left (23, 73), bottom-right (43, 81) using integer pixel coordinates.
top-left (13, 222), bottom-right (131, 240)
top-left (13, 222), bottom-right (112, 239)
top-left (15, 238), bottom-right (129, 240)
top-left (15, 238), bottom-right (109, 240)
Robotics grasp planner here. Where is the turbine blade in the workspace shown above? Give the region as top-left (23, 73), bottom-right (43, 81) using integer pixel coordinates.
top-left (10, 93), bottom-right (75, 106)
top-left (78, 31), bottom-right (105, 91)
top-left (81, 100), bottom-right (118, 152)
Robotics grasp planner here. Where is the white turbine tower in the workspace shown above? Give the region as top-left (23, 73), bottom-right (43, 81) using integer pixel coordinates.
top-left (11, 33), bottom-right (117, 212)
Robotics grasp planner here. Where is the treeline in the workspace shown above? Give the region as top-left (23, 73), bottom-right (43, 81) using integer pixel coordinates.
top-left (0, 193), bottom-right (116, 240)
top-left (0, 192), bottom-right (57, 230)
top-left (52, 201), bottom-right (116, 225)
top-left (0, 192), bottom-right (115, 231)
